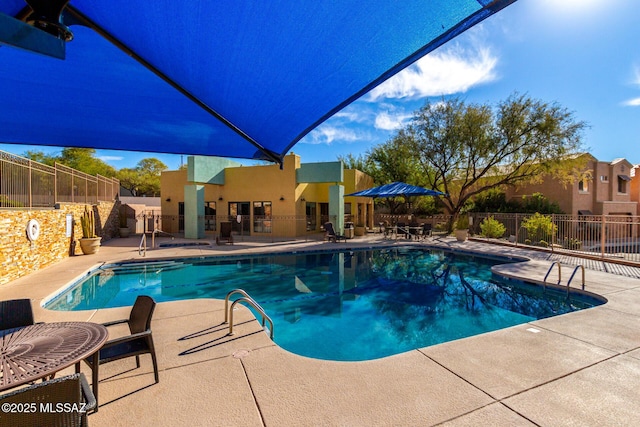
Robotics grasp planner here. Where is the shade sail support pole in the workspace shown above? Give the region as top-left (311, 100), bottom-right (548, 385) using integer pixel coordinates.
top-left (65, 5), bottom-right (282, 166)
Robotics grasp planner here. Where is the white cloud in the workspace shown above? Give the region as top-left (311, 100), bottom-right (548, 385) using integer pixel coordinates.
top-left (99, 155), bottom-right (124, 161)
top-left (303, 125), bottom-right (361, 145)
top-left (374, 111), bottom-right (412, 131)
top-left (622, 66), bottom-right (640, 106)
top-left (367, 43), bottom-right (498, 101)
top-left (622, 97), bottom-right (640, 107)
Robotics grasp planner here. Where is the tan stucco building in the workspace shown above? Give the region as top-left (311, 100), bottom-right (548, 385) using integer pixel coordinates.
top-left (160, 153), bottom-right (374, 239)
top-left (505, 155), bottom-right (638, 216)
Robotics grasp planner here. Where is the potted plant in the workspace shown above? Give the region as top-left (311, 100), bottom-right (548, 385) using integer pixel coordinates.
top-left (119, 206), bottom-right (130, 238)
top-left (79, 207), bottom-right (101, 254)
top-left (354, 220), bottom-right (366, 237)
top-left (454, 214), bottom-right (469, 242)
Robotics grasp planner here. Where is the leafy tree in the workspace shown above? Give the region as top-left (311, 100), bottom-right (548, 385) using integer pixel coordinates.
top-left (116, 158), bottom-right (167, 196)
top-left (471, 189), bottom-right (562, 214)
top-left (23, 147), bottom-right (116, 177)
top-left (352, 130), bottom-right (431, 214)
top-left (408, 93), bottom-right (586, 230)
top-left (57, 148), bottom-right (116, 177)
top-left (22, 150), bottom-right (56, 166)
top-left (338, 153), bottom-right (370, 173)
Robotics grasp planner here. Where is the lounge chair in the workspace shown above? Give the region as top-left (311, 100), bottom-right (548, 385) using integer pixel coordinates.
top-left (324, 222), bottom-right (347, 242)
top-left (216, 221), bottom-right (234, 245)
top-left (83, 295), bottom-right (159, 405)
top-left (0, 298), bottom-right (34, 330)
top-left (0, 373), bottom-right (96, 426)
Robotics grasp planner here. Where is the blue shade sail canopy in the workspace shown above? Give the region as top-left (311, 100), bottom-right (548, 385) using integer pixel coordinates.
top-left (346, 182), bottom-right (445, 198)
top-left (0, 1), bottom-right (517, 164)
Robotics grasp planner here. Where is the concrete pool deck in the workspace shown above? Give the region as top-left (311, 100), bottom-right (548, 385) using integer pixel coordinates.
top-left (1, 235), bottom-right (640, 426)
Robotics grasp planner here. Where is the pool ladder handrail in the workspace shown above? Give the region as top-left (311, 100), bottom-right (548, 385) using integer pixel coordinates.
top-left (224, 289), bottom-right (274, 340)
top-left (543, 261), bottom-right (561, 290)
top-left (543, 262), bottom-right (586, 295)
top-left (567, 265), bottom-right (586, 291)
top-left (138, 233), bottom-right (147, 257)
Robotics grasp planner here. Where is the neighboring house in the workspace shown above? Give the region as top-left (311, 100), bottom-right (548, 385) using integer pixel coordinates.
top-left (160, 153), bottom-right (374, 239)
top-left (505, 154), bottom-right (638, 217)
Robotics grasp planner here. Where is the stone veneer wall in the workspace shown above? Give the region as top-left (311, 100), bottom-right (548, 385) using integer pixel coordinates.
top-left (0, 201), bottom-right (119, 286)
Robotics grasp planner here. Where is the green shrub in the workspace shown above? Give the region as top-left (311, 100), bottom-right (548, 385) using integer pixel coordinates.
top-left (539, 240), bottom-right (549, 248)
top-left (479, 216), bottom-right (506, 238)
top-left (455, 215), bottom-right (470, 230)
top-left (521, 213), bottom-right (556, 243)
top-left (564, 238), bottom-right (582, 250)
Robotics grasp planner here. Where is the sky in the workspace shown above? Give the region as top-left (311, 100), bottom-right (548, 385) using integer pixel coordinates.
top-left (1, 0), bottom-right (638, 171)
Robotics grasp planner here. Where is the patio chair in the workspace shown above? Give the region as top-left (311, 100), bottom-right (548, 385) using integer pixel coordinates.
top-left (409, 222), bottom-right (422, 240)
top-left (83, 295), bottom-right (159, 404)
top-left (422, 223), bottom-right (433, 239)
top-left (324, 222), bottom-right (347, 242)
top-left (0, 298), bottom-right (34, 330)
top-left (396, 222), bottom-right (410, 239)
top-left (216, 221), bottom-right (234, 245)
top-left (0, 373), bottom-right (96, 427)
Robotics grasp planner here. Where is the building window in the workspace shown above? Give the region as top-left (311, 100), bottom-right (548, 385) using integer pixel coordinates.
top-left (253, 201), bottom-right (272, 233)
top-left (618, 175), bottom-right (630, 194)
top-left (306, 202), bottom-right (317, 231)
top-left (204, 201), bottom-right (216, 231)
top-left (600, 175), bottom-right (608, 182)
top-left (578, 179), bottom-right (589, 193)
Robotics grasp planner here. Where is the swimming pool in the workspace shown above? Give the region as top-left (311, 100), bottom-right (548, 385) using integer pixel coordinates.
top-left (44, 247), bottom-right (604, 361)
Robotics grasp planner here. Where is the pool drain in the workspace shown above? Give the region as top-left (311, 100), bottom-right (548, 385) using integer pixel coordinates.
top-left (233, 349), bottom-right (251, 359)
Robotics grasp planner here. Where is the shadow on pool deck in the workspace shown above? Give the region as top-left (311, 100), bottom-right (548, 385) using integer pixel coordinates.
top-left (2, 235), bottom-right (640, 426)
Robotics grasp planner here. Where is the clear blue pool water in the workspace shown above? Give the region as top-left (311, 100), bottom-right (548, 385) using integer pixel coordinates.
top-left (45, 247), bottom-right (603, 361)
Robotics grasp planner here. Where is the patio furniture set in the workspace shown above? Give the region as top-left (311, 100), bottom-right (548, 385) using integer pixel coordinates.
top-left (0, 296), bottom-right (159, 426)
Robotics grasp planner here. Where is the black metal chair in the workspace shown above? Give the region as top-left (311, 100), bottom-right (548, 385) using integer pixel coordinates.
top-left (216, 221), bottom-right (234, 245)
top-left (422, 223), bottom-right (433, 239)
top-left (83, 295), bottom-right (159, 404)
top-left (0, 298), bottom-right (34, 330)
top-left (0, 373), bottom-right (96, 427)
top-left (324, 222), bottom-right (346, 242)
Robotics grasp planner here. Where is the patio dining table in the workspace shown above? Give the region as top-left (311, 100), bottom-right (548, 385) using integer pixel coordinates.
top-left (0, 322), bottom-right (108, 401)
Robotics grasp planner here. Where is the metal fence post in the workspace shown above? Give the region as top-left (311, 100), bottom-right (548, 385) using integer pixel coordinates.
top-left (601, 215), bottom-right (606, 260)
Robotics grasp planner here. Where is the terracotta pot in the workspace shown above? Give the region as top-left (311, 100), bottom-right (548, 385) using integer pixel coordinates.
top-left (79, 237), bottom-right (101, 255)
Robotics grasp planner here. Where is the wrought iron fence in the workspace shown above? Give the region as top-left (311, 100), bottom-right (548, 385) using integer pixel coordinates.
top-left (0, 150), bottom-right (119, 208)
top-left (471, 212), bottom-right (640, 265)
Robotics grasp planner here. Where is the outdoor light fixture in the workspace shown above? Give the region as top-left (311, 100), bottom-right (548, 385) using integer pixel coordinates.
top-left (218, 196), bottom-right (223, 201)
top-left (300, 197), bottom-right (306, 202)
top-left (165, 198), bottom-right (171, 202)
top-left (280, 196), bottom-right (285, 201)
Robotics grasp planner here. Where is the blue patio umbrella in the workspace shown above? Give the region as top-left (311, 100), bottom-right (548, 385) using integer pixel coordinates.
top-left (0, 1), bottom-right (517, 164)
top-left (346, 182), bottom-right (445, 198)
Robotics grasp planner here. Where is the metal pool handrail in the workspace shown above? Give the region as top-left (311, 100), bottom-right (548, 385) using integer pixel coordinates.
top-left (543, 261), bottom-right (561, 290)
top-left (138, 233), bottom-right (146, 257)
top-left (567, 265), bottom-right (586, 291)
top-left (224, 289), bottom-right (274, 340)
